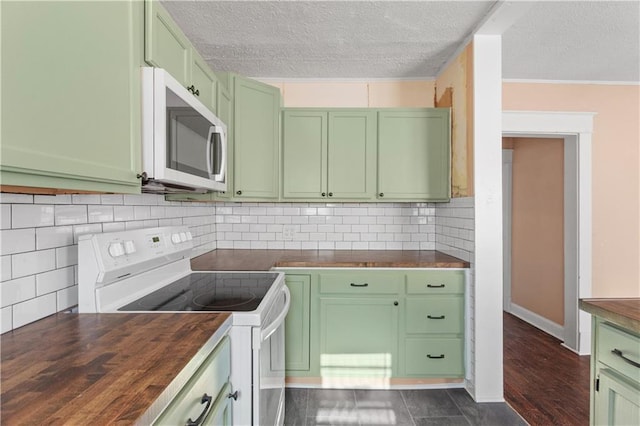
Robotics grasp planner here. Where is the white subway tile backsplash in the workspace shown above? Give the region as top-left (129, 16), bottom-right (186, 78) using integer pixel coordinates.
top-left (88, 205), bottom-right (114, 223)
top-left (100, 194), bottom-right (124, 205)
top-left (113, 205), bottom-right (135, 221)
top-left (0, 228), bottom-right (35, 255)
top-left (34, 195), bottom-right (72, 204)
top-left (72, 224), bottom-right (103, 243)
top-left (0, 194), bottom-right (33, 204)
top-left (55, 205), bottom-right (87, 225)
top-left (1, 306), bottom-right (12, 333)
top-left (1, 256), bottom-right (11, 282)
top-left (1, 276), bottom-right (36, 307)
top-left (12, 204), bottom-right (55, 228)
top-left (56, 285), bottom-right (78, 311)
top-left (12, 293), bottom-right (57, 329)
top-left (1, 205), bottom-right (11, 229)
top-left (36, 267), bottom-right (74, 295)
top-left (55, 246), bottom-right (78, 268)
top-left (12, 249), bottom-right (56, 278)
top-left (36, 226), bottom-right (74, 250)
top-left (72, 194), bottom-right (101, 205)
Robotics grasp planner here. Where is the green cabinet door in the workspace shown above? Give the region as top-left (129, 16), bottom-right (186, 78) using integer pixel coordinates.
top-left (377, 109), bottom-right (451, 201)
top-left (191, 50), bottom-right (218, 114)
top-left (233, 76), bottom-right (281, 199)
top-left (1, 0), bottom-right (143, 193)
top-left (282, 110), bottom-right (327, 199)
top-left (285, 275), bottom-right (311, 372)
top-left (327, 110), bottom-right (376, 199)
top-left (145, 0), bottom-right (191, 86)
top-left (203, 383), bottom-right (233, 426)
top-left (319, 297), bottom-right (399, 378)
top-left (595, 369), bottom-right (640, 426)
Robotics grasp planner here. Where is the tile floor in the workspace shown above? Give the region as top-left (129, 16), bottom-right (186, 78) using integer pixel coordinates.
top-left (284, 388), bottom-right (527, 426)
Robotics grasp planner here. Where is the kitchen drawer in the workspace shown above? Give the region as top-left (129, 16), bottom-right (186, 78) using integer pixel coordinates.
top-left (154, 336), bottom-right (231, 425)
top-left (319, 272), bottom-right (402, 294)
top-left (598, 322), bottom-right (640, 384)
top-left (406, 271), bottom-right (465, 295)
top-left (406, 297), bottom-right (464, 334)
top-left (404, 337), bottom-right (464, 377)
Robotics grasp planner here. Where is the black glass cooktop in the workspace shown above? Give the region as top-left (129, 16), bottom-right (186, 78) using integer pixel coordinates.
top-left (118, 272), bottom-right (280, 312)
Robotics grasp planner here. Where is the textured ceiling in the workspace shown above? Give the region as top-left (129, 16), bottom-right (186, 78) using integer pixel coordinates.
top-left (502, 1), bottom-right (640, 81)
top-left (162, 0), bottom-right (640, 82)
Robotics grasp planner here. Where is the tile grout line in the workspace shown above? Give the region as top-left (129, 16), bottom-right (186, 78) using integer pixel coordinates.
top-left (444, 388), bottom-right (472, 426)
top-left (399, 390), bottom-right (418, 426)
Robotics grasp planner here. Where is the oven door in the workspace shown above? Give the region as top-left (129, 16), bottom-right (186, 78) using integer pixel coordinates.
top-left (252, 285), bottom-right (290, 426)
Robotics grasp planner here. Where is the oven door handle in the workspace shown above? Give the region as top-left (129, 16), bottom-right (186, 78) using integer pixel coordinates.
top-left (260, 285), bottom-right (291, 342)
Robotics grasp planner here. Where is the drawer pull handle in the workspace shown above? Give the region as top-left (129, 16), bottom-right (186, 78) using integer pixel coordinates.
top-left (350, 283), bottom-right (369, 287)
top-left (427, 354), bottom-right (445, 359)
top-left (427, 284), bottom-right (445, 288)
top-left (427, 315), bottom-right (445, 320)
top-left (612, 348), bottom-right (640, 368)
top-left (186, 393), bottom-right (213, 426)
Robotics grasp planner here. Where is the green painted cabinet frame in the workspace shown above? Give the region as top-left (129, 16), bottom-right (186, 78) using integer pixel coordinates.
top-left (377, 108), bottom-right (451, 201)
top-left (233, 76), bottom-right (281, 200)
top-left (1, 0), bottom-right (144, 193)
top-left (284, 275), bottom-right (311, 372)
top-left (281, 109), bottom-right (376, 201)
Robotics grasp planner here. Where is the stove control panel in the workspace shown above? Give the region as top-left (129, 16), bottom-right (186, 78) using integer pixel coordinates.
top-left (79, 226), bottom-right (194, 284)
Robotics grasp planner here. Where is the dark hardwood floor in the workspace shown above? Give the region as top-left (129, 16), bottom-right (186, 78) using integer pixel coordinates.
top-left (503, 312), bottom-right (591, 425)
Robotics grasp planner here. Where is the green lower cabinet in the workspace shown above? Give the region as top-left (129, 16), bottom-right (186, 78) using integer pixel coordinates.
top-left (595, 369), bottom-right (640, 426)
top-left (405, 297), bottom-right (464, 334)
top-left (319, 297), bottom-right (399, 379)
top-left (204, 382), bottom-right (233, 425)
top-left (284, 275), bottom-right (311, 373)
top-left (404, 338), bottom-right (464, 377)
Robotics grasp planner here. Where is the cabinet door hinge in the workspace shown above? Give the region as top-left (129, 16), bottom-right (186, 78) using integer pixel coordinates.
top-left (595, 377), bottom-right (600, 392)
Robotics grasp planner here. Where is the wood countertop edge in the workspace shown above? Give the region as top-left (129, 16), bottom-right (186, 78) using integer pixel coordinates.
top-left (0, 313), bottom-right (233, 424)
top-left (579, 298), bottom-right (640, 334)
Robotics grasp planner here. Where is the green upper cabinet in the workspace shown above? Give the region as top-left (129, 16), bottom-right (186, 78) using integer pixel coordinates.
top-left (377, 108), bottom-right (451, 201)
top-left (144, 0), bottom-right (191, 86)
top-left (282, 110), bottom-right (327, 199)
top-left (233, 76), bottom-right (281, 199)
top-left (190, 50), bottom-right (218, 114)
top-left (282, 109), bottom-right (376, 201)
top-left (1, 0), bottom-right (143, 193)
top-left (145, 0), bottom-right (217, 113)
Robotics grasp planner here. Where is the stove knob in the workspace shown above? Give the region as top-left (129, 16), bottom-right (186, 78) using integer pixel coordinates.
top-left (185, 231), bottom-right (193, 241)
top-left (171, 234), bottom-right (181, 244)
top-left (108, 242), bottom-right (125, 258)
top-left (124, 240), bottom-right (136, 255)
top-left (179, 232), bottom-right (187, 242)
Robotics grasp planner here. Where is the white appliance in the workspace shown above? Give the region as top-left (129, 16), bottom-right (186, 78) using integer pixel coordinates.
top-left (141, 67), bottom-right (227, 194)
top-left (78, 226), bottom-right (288, 426)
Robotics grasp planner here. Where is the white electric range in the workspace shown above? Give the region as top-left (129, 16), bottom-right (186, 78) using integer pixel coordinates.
top-left (78, 226), bottom-right (288, 426)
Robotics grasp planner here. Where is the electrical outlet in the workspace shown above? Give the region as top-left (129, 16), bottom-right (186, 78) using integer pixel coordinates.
top-left (283, 225), bottom-right (295, 240)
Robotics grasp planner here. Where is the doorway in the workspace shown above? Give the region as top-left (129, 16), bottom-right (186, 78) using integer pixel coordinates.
top-left (502, 111), bottom-right (594, 355)
top-left (503, 137), bottom-right (566, 339)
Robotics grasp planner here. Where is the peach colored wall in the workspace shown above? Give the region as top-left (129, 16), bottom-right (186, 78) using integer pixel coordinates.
top-left (503, 83), bottom-right (640, 298)
top-left (256, 80), bottom-right (435, 108)
top-left (509, 137), bottom-right (565, 325)
top-left (435, 44), bottom-right (474, 197)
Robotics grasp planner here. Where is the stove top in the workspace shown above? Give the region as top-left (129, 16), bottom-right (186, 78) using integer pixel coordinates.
top-left (118, 272), bottom-right (280, 312)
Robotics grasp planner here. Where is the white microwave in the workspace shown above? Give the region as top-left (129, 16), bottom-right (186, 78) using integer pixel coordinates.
top-left (141, 67), bottom-right (227, 193)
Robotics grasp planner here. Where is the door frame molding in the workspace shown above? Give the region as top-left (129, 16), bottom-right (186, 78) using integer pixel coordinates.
top-left (502, 111), bottom-right (595, 355)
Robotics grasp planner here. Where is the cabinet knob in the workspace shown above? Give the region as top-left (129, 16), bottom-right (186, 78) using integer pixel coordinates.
top-left (187, 85), bottom-right (195, 94)
top-left (394, 301), bottom-right (399, 306)
top-left (236, 190), bottom-right (242, 195)
top-left (194, 89), bottom-right (200, 96)
top-left (321, 192), bottom-right (326, 197)
top-left (328, 192), bottom-right (333, 197)
top-left (227, 390), bottom-right (239, 401)
top-left (379, 192), bottom-right (384, 197)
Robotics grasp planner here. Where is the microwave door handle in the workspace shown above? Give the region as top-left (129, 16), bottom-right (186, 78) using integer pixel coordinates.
top-left (260, 285), bottom-right (291, 343)
top-left (206, 126), bottom-right (215, 177)
top-left (214, 126), bottom-right (226, 182)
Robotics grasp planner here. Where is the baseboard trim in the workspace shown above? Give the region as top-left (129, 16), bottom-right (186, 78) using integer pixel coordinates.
top-left (508, 303), bottom-right (565, 341)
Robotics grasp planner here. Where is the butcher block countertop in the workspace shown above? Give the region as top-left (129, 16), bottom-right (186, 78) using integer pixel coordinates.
top-left (579, 298), bottom-right (640, 333)
top-left (191, 249), bottom-right (470, 271)
top-left (1, 312), bottom-right (231, 424)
